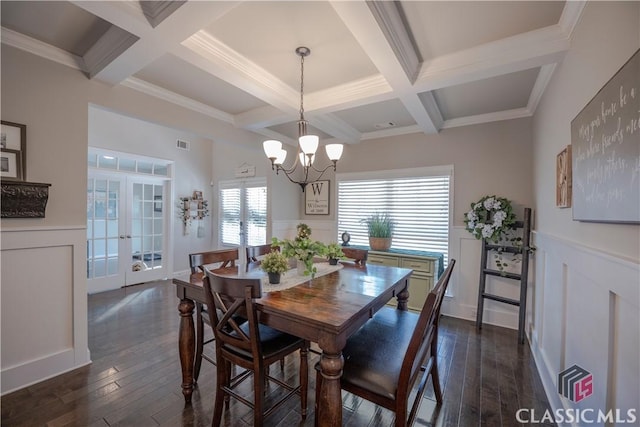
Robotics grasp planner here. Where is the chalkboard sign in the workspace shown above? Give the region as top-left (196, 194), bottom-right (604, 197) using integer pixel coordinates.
top-left (571, 49), bottom-right (640, 223)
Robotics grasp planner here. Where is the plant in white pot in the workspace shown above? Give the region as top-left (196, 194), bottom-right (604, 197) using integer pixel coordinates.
top-left (260, 250), bottom-right (289, 284)
top-left (362, 212), bottom-right (395, 251)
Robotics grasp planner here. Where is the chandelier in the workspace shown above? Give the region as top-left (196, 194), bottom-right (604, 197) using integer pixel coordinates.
top-left (263, 46), bottom-right (343, 192)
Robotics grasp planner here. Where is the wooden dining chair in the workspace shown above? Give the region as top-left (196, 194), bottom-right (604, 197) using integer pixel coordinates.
top-left (246, 243), bottom-right (278, 265)
top-left (315, 260), bottom-right (456, 427)
top-left (341, 247), bottom-right (368, 265)
top-left (188, 248), bottom-right (239, 382)
top-left (203, 270), bottom-right (309, 426)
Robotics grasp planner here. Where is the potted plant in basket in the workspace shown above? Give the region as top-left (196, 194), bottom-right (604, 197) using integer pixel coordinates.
top-left (361, 211), bottom-right (395, 251)
top-left (325, 243), bottom-right (345, 265)
top-left (272, 223), bottom-right (327, 277)
top-left (260, 250), bottom-right (289, 284)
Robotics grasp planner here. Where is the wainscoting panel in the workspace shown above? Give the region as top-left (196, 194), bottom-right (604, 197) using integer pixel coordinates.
top-left (1, 226), bottom-right (90, 395)
top-left (529, 232), bottom-right (639, 426)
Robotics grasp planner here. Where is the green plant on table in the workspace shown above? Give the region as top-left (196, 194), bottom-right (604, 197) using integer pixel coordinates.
top-left (325, 242), bottom-right (345, 260)
top-left (272, 223), bottom-right (327, 277)
top-left (259, 250), bottom-right (289, 274)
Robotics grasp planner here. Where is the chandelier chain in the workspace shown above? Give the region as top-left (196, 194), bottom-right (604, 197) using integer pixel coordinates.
top-left (299, 53), bottom-right (305, 121)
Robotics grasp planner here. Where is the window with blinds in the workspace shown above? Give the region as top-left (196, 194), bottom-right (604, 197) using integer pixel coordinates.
top-left (219, 178), bottom-right (267, 247)
top-left (337, 167), bottom-right (451, 262)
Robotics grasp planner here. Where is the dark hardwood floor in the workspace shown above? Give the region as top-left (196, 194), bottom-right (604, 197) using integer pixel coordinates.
top-left (1, 280), bottom-right (554, 426)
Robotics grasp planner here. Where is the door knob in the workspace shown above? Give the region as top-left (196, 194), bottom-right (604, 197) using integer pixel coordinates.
top-left (119, 235), bottom-right (125, 239)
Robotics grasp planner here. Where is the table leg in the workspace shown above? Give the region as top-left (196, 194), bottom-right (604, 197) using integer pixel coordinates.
top-left (178, 298), bottom-right (195, 403)
top-left (397, 277), bottom-right (409, 311)
top-left (316, 350), bottom-right (344, 427)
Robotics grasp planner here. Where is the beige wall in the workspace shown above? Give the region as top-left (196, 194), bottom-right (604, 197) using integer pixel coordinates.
top-left (1, 46), bottom-right (89, 228)
top-left (532, 1), bottom-right (640, 261)
top-left (309, 118), bottom-right (534, 224)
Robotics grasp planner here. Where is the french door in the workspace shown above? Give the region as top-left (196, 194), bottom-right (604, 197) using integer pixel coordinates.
top-left (219, 178), bottom-right (267, 250)
top-left (87, 172), bottom-right (169, 293)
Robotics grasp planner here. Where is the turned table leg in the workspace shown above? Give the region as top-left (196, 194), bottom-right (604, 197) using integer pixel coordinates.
top-left (396, 278), bottom-right (409, 311)
top-left (316, 350), bottom-right (344, 427)
top-left (178, 298), bottom-right (195, 403)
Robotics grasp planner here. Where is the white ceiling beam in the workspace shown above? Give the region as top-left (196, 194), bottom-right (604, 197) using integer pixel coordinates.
top-left (179, 31), bottom-right (299, 114)
top-left (140, 1), bottom-right (187, 28)
top-left (366, 1), bottom-right (420, 83)
top-left (331, 1), bottom-right (441, 134)
top-left (526, 63), bottom-right (557, 114)
top-left (72, 1), bottom-right (240, 85)
top-left (415, 25), bottom-right (569, 92)
top-left (307, 113), bottom-right (362, 143)
top-left (179, 31), bottom-right (362, 142)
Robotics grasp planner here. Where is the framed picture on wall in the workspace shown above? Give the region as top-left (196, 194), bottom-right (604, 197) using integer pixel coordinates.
top-left (556, 145), bottom-right (572, 208)
top-left (1, 121), bottom-right (26, 180)
top-left (305, 180), bottom-right (330, 215)
top-left (0, 149), bottom-right (23, 181)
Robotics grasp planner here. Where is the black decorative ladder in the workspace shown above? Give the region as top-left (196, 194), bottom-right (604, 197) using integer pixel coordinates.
top-left (476, 207), bottom-right (532, 344)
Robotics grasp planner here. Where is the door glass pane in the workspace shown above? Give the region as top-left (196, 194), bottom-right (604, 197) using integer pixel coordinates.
top-left (107, 257), bottom-right (118, 275)
top-left (119, 158), bottom-right (136, 172)
top-left (138, 161), bottom-right (153, 174)
top-left (87, 177), bottom-right (120, 280)
top-left (131, 181), bottom-right (155, 273)
top-left (107, 220), bottom-right (118, 238)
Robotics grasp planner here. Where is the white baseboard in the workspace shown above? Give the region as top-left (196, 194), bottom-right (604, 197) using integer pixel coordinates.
top-left (1, 349), bottom-right (91, 395)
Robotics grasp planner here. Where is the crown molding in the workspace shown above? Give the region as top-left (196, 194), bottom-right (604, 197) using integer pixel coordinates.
top-left (527, 63), bottom-right (557, 114)
top-left (441, 107), bottom-right (531, 130)
top-left (121, 77), bottom-right (234, 124)
top-left (1, 27), bottom-right (86, 73)
top-left (360, 124), bottom-right (422, 141)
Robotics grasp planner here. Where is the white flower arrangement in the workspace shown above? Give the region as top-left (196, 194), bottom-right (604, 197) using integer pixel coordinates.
top-left (464, 195), bottom-right (516, 243)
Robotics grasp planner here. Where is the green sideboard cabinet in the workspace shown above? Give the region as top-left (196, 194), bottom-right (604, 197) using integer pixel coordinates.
top-left (366, 250), bottom-right (441, 312)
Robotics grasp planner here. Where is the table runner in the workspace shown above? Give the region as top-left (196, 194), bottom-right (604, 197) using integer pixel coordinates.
top-left (262, 262), bottom-right (343, 293)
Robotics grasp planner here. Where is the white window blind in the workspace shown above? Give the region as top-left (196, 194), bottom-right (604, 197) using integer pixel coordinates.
top-left (220, 186), bottom-right (241, 246)
top-left (245, 184), bottom-right (267, 246)
top-left (337, 168), bottom-right (451, 262)
top-left (219, 178), bottom-right (267, 247)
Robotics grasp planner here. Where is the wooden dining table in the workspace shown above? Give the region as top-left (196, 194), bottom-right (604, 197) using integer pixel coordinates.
top-left (172, 262), bottom-right (413, 427)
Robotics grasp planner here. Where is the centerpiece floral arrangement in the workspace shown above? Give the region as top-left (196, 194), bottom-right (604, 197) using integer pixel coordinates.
top-left (272, 223), bottom-right (327, 277)
top-left (464, 195), bottom-right (533, 273)
top-left (260, 250), bottom-right (289, 284)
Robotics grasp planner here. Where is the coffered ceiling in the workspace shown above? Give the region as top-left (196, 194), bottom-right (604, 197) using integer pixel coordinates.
top-left (1, 1), bottom-right (585, 146)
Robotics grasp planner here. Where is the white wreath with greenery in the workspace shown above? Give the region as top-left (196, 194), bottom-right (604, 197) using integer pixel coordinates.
top-left (464, 195), bottom-right (516, 243)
